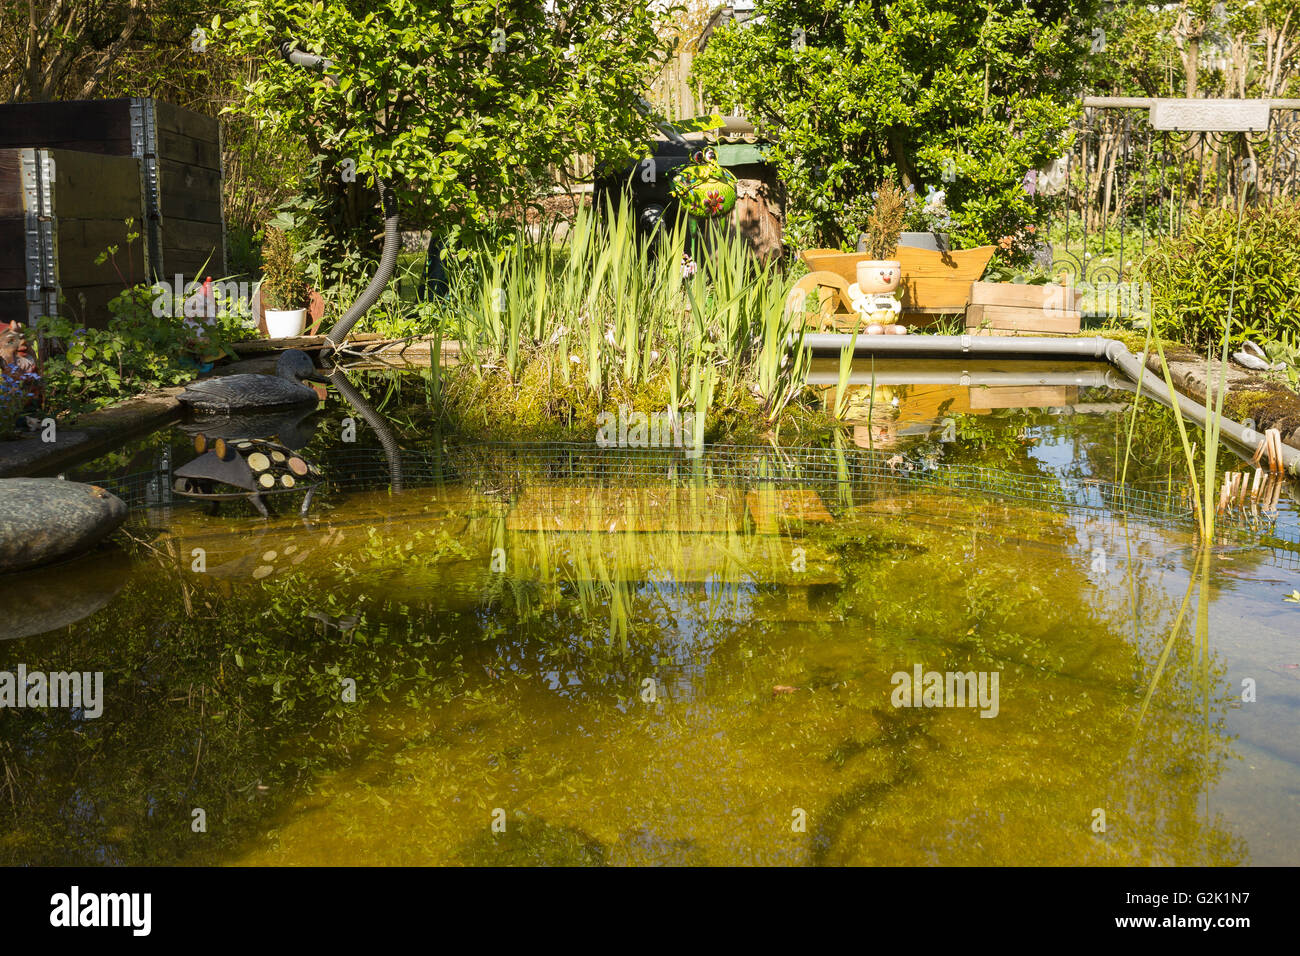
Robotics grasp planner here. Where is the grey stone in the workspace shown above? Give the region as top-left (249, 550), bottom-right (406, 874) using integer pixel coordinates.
top-left (0, 478), bottom-right (128, 574)
top-left (898, 231), bottom-right (950, 252)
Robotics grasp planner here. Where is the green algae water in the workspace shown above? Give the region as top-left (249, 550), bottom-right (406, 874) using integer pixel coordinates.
top-left (3, 368), bottom-right (1299, 866)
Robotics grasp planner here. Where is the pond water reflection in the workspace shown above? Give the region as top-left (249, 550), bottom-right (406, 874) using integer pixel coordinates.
top-left (2, 367), bottom-right (1298, 866)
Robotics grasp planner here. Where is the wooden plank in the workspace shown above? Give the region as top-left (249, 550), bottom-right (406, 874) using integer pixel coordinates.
top-left (55, 219), bottom-right (146, 285)
top-left (901, 277), bottom-right (975, 312)
top-left (154, 101), bottom-right (221, 143)
top-left (969, 280), bottom-right (1078, 311)
top-left (158, 160), bottom-right (222, 223)
top-left (161, 217), bottom-right (224, 251)
top-left (50, 283), bottom-right (128, 328)
top-left (0, 99), bottom-right (133, 152)
top-left (0, 289), bottom-right (25, 321)
top-left (157, 129), bottom-right (221, 170)
top-left (0, 151), bottom-right (21, 217)
top-left (969, 385), bottom-right (1078, 410)
top-left (47, 150), bottom-right (140, 220)
top-left (965, 304), bottom-right (1081, 334)
top-left (1150, 98), bottom-right (1270, 132)
top-left (160, 215), bottom-right (227, 274)
top-left (0, 219), bottom-right (25, 287)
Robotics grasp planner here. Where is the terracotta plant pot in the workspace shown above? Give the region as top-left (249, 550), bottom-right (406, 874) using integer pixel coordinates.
top-left (264, 308), bottom-right (307, 339)
top-left (856, 260), bottom-right (902, 294)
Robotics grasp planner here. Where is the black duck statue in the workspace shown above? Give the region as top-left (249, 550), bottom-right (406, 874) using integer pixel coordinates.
top-left (178, 349), bottom-right (326, 413)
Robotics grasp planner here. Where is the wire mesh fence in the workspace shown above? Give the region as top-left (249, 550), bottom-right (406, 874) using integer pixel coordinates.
top-left (84, 440), bottom-right (1300, 560)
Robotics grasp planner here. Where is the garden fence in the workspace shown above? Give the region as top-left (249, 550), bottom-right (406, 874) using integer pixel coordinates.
top-left (1047, 99), bottom-right (1300, 293)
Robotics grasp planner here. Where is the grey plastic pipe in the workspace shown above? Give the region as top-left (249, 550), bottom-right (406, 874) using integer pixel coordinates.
top-left (804, 333), bottom-right (1300, 476)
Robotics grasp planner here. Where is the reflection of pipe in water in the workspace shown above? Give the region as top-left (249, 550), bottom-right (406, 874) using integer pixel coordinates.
top-left (804, 367), bottom-right (1124, 388)
top-left (327, 368), bottom-right (404, 492)
top-left (804, 334), bottom-right (1300, 476)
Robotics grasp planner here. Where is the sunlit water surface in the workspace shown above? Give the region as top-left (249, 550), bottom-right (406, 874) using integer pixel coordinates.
top-left (3, 366), bottom-right (1298, 865)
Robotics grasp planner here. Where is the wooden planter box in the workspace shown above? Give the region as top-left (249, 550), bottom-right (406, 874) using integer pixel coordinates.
top-left (0, 148), bottom-right (148, 325)
top-left (0, 98), bottom-right (226, 292)
top-left (965, 281), bottom-right (1082, 336)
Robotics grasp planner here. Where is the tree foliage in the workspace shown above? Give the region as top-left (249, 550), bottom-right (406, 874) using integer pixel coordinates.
top-left (691, 0), bottom-right (1097, 252)
top-left (217, 1), bottom-right (676, 260)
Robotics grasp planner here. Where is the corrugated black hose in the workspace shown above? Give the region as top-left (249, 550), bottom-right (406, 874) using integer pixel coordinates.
top-left (327, 368), bottom-right (404, 493)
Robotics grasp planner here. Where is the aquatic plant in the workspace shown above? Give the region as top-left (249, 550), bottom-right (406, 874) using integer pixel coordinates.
top-left (432, 200), bottom-right (811, 441)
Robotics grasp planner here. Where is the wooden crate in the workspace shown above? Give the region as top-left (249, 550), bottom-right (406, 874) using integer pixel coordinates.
top-left (0, 98), bottom-right (226, 287)
top-left (0, 148), bottom-right (147, 326)
top-left (965, 281), bottom-right (1082, 336)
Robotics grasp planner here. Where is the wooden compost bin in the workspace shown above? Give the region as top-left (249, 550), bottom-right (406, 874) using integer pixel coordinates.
top-left (0, 148), bottom-right (147, 325)
top-left (0, 98), bottom-right (226, 294)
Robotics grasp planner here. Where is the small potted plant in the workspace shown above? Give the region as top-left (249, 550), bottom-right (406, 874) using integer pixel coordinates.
top-left (258, 227), bottom-right (310, 338)
top-left (856, 182), bottom-right (906, 294)
top-left (899, 185), bottom-right (954, 252)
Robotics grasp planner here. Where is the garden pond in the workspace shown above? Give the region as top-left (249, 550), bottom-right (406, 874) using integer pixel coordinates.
top-left (2, 359), bottom-right (1299, 866)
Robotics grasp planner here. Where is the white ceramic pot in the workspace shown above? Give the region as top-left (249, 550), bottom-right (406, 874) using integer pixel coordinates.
top-left (856, 260), bottom-right (901, 294)
top-left (265, 308), bottom-right (307, 339)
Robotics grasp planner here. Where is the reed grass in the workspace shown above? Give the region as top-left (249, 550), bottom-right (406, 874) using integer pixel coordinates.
top-left (1130, 188), bottom-right (1253, 728)
top-left (434, 199), bottom-right (810, 440)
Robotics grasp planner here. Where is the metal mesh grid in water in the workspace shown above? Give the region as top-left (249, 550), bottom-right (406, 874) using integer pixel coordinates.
top-left (85, 440), bottom-right (1300, 559)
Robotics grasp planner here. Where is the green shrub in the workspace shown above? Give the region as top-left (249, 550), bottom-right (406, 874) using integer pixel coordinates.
top-left (690, 0), bottom-right (1093, 254)
top-left (1140, 199), bottom-right (1300, 348)
top-left (33, 284), bottom-right (247, 417)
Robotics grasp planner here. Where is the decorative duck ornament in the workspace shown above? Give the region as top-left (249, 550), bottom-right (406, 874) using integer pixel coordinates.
top-left (178, 349), bottom-right (326, 413)
top-left (1231, 339), bottom-right (1286, 372)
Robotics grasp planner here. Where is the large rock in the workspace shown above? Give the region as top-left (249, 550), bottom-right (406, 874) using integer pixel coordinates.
top-left (0, 478), bottom-right (128, 574)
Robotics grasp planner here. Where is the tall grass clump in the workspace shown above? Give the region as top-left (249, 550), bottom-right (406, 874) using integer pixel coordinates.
top-left (433, 200), bottom-right (811, 442)
top-left (1139, 197), bottom-right (1300, 349)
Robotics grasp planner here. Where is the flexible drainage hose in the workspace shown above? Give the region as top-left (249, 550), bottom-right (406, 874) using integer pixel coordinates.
top-left (804, 334), bottom-right (1300, 476)
top-left (324, 179), bottom-right (400, 353)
